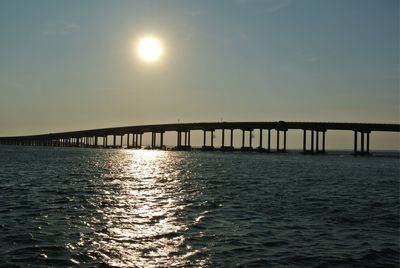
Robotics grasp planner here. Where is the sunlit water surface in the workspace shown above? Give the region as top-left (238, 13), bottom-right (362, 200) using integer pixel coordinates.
top-left (0, 146), bottom-right (399, 267)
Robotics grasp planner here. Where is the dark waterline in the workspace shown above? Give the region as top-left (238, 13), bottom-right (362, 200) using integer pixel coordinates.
top-left (0, 146), bottom-right (399, 267)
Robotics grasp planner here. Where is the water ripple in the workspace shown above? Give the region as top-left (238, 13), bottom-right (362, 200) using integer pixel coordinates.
top-left (0, 147), bottom-right (399, 267)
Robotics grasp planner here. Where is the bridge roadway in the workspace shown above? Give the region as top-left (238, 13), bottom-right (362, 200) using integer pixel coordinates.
top-left (0, 121), bottom-right (399, 155)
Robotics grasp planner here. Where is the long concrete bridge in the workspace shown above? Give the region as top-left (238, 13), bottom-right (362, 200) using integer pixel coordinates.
top-left (0, 121), bottom-right (399, 155)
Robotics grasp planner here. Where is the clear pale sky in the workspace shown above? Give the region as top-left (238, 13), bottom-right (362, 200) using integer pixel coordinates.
top-left (0, 0), bottom-right (399, 148)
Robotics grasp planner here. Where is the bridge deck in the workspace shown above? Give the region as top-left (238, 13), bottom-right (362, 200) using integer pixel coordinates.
top-left (0, 121), bottom-right (399, 140)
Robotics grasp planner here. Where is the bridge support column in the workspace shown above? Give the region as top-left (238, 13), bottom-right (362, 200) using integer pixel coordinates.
top-left (221, 129), bottom-right (234, 151)
top-left (230, 129), bottom-right (234, 148)
top-left (242, 130), bottom-right (245, 148)
top-left (202, 130), bottom-right (215, 151)
top-left (268, 129), bottom-right (271, 152)
top-left (304, 130), bottom-right (326, 154)
top-left (136, 134), bottom-right (140, 148)
top-left (354, 131), bottom-right (370, 156)
top-left (257, 129), bottom-right (268, 152)
top-left (131, 134), bottom-right (135, 148)
top-left (178, 131), bottom-right (182, 148)
top-left (249, 130), bottom-right (253, 148)
top-left (176, 130), bottom-right (191, 150)
top-left (361, 132), bottom-right (364, 153)
top-left (311, 131), bottom-right (314, 152)
top-left (160, 132), bottom-right (164, 149)
top-left (276, 129), bottom-right (287, 152)
top-left (139, 134), bottom-right (143, 148)
top-left (241, 129), bottom-right (254, 151)
top-left (284, 130), bottom-right (287, 152)
top-left (276, 130), bottom-right (280, 152)
top-left (354, 131), bottom-right (357, 154)
top-left (151, 132), bottom-right (156, 149)
top-left (222, 129), bottom-right (225, 147)
top-left (183, 131), bottom-right (190, 149)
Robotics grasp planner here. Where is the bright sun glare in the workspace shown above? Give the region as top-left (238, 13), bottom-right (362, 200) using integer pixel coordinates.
top-left (137, 36), bottom-right (163, 62)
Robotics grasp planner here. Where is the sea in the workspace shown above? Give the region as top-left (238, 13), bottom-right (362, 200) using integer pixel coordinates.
top-left (0, 146), bottom-right (399, 267)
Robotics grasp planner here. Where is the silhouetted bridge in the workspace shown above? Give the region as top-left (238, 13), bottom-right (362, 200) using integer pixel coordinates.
top-left (0, 122), bottom-right (399, 155)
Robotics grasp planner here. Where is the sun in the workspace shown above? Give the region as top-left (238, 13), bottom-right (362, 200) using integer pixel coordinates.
top-left (136, 36), bottom-right (163, 62)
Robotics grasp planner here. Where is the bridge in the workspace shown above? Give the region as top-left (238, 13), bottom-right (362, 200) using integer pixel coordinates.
top-left (0, 121), bottom-right (399, 155)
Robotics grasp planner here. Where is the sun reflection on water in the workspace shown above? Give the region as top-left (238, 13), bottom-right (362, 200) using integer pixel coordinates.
top-left (82, 149), bottom-right (205, 267)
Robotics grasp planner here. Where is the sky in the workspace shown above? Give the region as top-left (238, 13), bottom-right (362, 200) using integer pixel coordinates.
top-left (0, 0), bottom-right (399, 148)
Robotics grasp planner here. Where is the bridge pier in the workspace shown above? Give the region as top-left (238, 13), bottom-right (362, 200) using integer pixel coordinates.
top-left (303, 130), bottom-right (326, 154)
top-left (175, 130), bottom-right (191, 150)
top-left (220, 129), bottom-right (234, 151)
top-left (257, 129), bottom-right (272, 152)
top-left (276, 129), bottom-right (287, 152)
top-left (231, 129), bottom-right (234, 148)
top-left (151, 132), bottom-right (156, 149)
top-left (268, 129), bottom-right (271, 152)
top-left (129, 133), bottom-right (142, 149)
top-left (135, 133), bottom-right (140, 148)
top-left (202, 130), bottom-right (214, 151)
top-left (150, 132), bottom-right (165, 149)
top-left (241, 129), bottom-right (254, 151)
top-left (133, 134), bottom-right (138, 148)
top-left (354, 131), bottom-right (370, 155)
top-left (220, 128), bottom-right (234, 152)
top-left (102, 136), bottom-right (107, 148)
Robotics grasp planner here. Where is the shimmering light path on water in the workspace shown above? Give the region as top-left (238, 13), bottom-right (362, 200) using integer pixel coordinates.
top-left (0, 146), bottom-right (399, 267)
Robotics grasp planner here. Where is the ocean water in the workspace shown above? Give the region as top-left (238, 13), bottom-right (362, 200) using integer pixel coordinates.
top-left (0, 146), bottom-right (399, 267)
